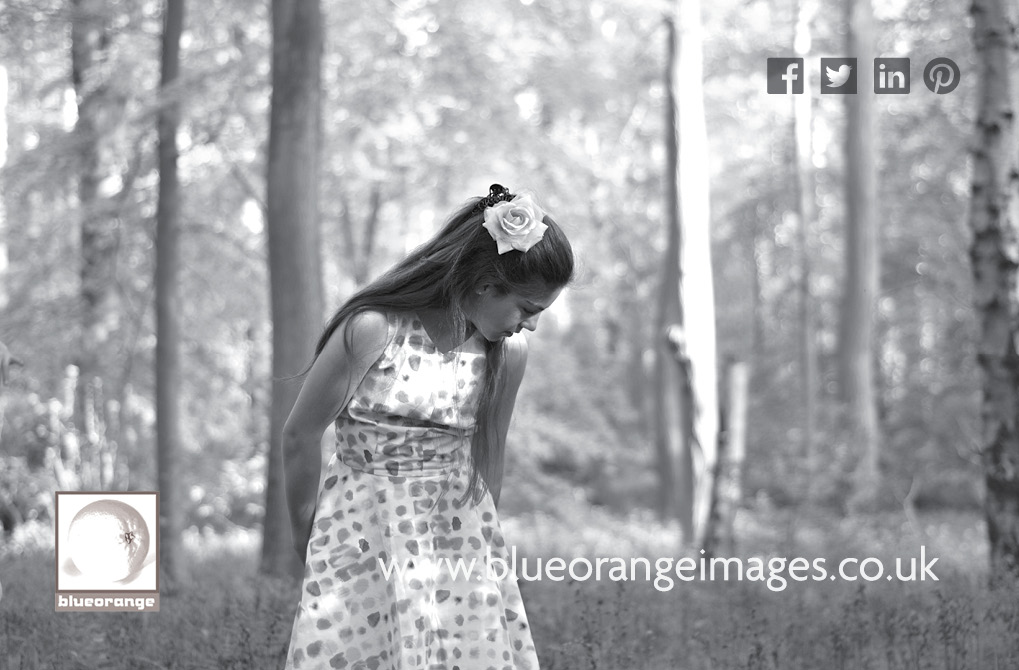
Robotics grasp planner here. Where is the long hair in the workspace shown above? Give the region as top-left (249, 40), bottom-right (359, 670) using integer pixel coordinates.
top-left (310, 191), bottom-right (575, 504)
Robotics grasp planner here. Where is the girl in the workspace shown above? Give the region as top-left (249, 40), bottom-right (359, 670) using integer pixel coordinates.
top-left (282, 184), bottom-right (574, 670)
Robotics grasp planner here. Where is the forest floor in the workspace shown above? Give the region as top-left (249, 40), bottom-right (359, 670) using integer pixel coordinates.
top-left (1, 503), bottom-right (1017, 669)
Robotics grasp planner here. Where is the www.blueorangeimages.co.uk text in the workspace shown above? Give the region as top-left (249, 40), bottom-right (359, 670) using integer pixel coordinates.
top-left (380, 546), bottom-right (939, 593)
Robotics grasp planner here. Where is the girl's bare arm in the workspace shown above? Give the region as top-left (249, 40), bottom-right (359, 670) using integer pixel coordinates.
top-left (282, 311), bottom-right (389, 560)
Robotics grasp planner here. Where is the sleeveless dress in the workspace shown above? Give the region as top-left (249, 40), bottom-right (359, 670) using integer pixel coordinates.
top-left (284, 311), bottom-right (540, 670)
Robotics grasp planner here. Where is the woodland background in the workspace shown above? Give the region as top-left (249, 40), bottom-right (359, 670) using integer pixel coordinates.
top-left (2, 0), bottom-right (1019, 668)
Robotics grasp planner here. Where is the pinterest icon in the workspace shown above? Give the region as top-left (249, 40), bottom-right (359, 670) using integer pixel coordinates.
top-left (924, 57), bottom-right (961, 94)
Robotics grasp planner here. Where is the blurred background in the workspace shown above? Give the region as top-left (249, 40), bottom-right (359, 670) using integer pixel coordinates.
top-left (2, 0), bottom-right (1019, 667)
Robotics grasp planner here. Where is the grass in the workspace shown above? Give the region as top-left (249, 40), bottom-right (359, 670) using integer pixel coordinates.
top-left (2, 506), bottom-right (1018, 669)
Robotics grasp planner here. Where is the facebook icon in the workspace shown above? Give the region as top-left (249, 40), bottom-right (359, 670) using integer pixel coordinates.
top-left (767, 58), bottom-right (805, 94)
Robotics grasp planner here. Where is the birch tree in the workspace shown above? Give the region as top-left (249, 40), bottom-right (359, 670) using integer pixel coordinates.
top-left (970, 0), bottom-right (1019, 585)
top-left (655, 0), bottom-right (718, 547)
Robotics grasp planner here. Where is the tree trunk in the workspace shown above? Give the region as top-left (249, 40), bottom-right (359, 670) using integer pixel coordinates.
top-left (970, 0), bottom-right (1019, 586)
top-left (750, 223), bottom-right (764, 361)
top-left (793, 0), bottom-right (818, 484)
top-left (675, 0), bottom-right (718, 548)
top-left (245, 323), bottom-right (265, 453)
top-left (339, 182), bottom-right (383, 286)
top-left (0, 64), bottom-right (8, 313)
top-left (72, 0), bottom-right (122, 490)
top-left (703, 358), bottom-right (748, 558)
top-left (628, 305), bottom-right (651, 434)
top-left (155, 0), bottom-right (185, 590)
top-left (654, 12), bottom-right (686, 529)
top-left (838, 0), bottom-right (881, 508)
top-left (261, 0), bottom-right (325, 579)
top-left (655, 0), bottom-right (718, 548)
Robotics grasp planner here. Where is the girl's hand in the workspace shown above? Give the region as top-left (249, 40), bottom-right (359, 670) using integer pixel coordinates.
top-left (0, 342), bottom-right (8, 385)
top-left (0, 342), bottom-right (21, 386)
top-left (293, 511), bottom-right (314, 563)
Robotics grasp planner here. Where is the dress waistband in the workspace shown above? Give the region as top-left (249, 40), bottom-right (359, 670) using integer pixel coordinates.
top-left (335, 447), bottom-right (464, 478)
top-left (333, 410), bottom-right (475, 478)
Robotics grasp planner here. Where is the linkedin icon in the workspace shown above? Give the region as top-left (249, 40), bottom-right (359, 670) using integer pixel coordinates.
top-left (875, 58), bottom-right (910, 94)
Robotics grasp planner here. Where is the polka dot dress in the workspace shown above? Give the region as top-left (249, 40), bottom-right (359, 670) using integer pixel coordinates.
top-left (284, 311), bottom-right (540, 670)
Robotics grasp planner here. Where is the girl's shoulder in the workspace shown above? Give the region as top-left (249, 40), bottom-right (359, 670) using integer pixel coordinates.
top-left (346, 309), bottom-right (391, 338)
top-left (335, 309), bottom-right (396, 355)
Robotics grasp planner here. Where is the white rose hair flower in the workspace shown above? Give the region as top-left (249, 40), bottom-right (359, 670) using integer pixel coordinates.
top-left (480, 188), bottom-right (549, 254)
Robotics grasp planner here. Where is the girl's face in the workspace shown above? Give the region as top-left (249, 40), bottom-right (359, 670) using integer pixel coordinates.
top-left (467, 283), bottom-right (563, 342)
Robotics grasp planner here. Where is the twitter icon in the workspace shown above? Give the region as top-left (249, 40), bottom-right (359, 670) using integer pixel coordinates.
top-left (821, 58), bottom-right (857, 94)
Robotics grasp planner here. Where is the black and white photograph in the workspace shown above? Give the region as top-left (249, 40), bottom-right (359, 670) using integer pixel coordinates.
top-left (1, 0), bottom-right (1018, 667)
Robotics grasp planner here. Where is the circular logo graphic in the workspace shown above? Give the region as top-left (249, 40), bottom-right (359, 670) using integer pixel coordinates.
top-left (67, 499), bottom-right (150, 582)
top-left (924, 57), bottom-right (960, 94)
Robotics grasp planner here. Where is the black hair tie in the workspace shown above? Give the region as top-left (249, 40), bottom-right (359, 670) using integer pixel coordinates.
top-left (472, 184), bottom-right (514, 213)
